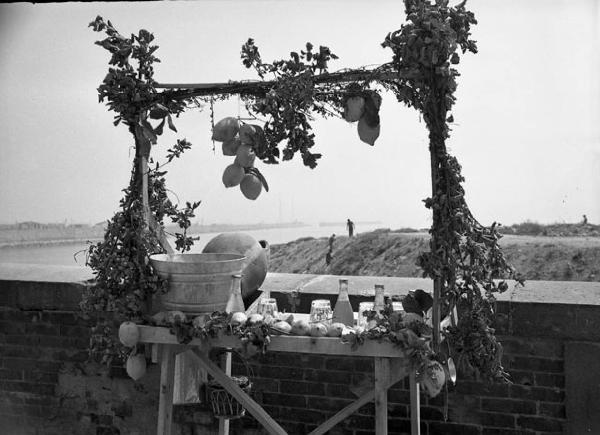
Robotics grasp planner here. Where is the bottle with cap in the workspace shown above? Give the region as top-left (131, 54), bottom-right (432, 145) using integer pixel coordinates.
top-left (368, 284), bottom-right (385, 329)
top-left (225, 274), bottom-right (245, 313)
top-left (332, 279), bottom-right (354, 326)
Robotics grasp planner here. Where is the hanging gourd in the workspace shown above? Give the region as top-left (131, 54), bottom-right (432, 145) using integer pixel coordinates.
top-left (212, 117), bottom-right (240, 142)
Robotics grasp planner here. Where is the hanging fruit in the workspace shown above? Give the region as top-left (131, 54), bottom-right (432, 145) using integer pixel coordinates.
top-left (357, 117), bottom-right (380, 146)
top-left (126, 353), bottom-right (147, 381)
top-left (240, 173), bottom-right (263, 200)
top-left (212, 117), bottom-right (240, 142)
top-left (343, 96), bottom-right (365, 122)
top-left (420, 360), bottom-right (446, 398)
top-left (222, 163), bottom-right (245, 187)
top-left (222, 136), bottom-right (242, 156)
top-left (234, 144), bottom-right (256, 167)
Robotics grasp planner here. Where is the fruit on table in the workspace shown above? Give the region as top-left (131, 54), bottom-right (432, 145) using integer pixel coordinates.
top-left (262, 313), bottom-right (275, 326)
top-left (310, 323), bottom-right (328, 337)
top-left (234, 144), bottom-right (256, 168)
top-left (166, 311), bottom-right (186, 324)
top-left (126, 354), bottom-right (147, 381)
top-left (222, 163), bottom-right (245, 188)
top-left (118, 321), bottom-right (140, 347)
top-left (222, 137), bottom-right (242, 156)
top-left (276, 312), bottom-right (294, 325)
top-left (421, 360), bottom-right (446, 398)
top-left (247, 313), bottom-right (264, 326)
top-left (344, 96), bottom-right (365, 122)
top-left (240, 173), bottom-right (262, 200)
top-left (341, 326), bottom-right (356, 341)
top-left (230, 312), bottom-right (248, 327)
top-left (271, 320), bottom-right (292, 335)
top-left (212, 117), bottom-right (240, 142)
top-left (357, 117), bottom-right (380, 146)
top-left (326, 322), bottom-right (345, 337)
top-left (291, 319), bottom-right (311, 336)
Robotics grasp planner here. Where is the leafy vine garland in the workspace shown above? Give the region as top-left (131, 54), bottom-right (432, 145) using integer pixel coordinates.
top-left (84, 0), bottom-right (521, 384)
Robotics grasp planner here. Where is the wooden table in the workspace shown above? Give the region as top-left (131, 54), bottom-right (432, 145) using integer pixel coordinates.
top-left (138, 323), bottom-right (422, 435)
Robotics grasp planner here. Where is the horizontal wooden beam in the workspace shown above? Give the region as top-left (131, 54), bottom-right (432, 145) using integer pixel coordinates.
top-left (154, 66), bottom-right (413, 99)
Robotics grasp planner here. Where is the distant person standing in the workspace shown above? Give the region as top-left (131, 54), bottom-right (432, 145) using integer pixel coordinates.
top-left (583, 214), bottom-right (588, 225)
top-left (346, 219), bottom-right (355, 238)
top-left (325, 234), bottom-right (335, 266)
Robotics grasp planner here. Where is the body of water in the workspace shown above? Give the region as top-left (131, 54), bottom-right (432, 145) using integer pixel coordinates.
top-left (0, 222), bottom-right (392, 268)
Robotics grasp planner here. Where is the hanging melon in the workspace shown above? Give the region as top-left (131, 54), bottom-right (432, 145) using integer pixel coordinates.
top-left (420, 360), bottom-right (446, 398)
top-left (126, 353), bottom-right (147, 381)
top-left (212, 117), bottom-right (240, 142)
top-left (234, 144), bottom-right (256, 168)
top-left (357, 117), bottom-right (380, 146)
top-left (222, 136), bottom-right (242, 156)
top-left (222, 163), bottom-right (245, 188)
top-left (240, 173), bottom-right (262, 200)
top-left (343, 96), bottom-right (365, 122)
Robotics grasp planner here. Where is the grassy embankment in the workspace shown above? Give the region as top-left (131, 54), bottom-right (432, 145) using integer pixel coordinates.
top-left (269, 224), bottom-right (600, 282)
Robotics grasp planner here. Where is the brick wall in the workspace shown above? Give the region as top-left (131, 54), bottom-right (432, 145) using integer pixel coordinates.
top-left (1, 266), bottom-right (599, 434)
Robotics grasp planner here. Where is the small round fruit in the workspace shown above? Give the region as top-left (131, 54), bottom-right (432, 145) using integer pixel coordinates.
top-left (212, 117), bottom-right (240, 142)
top-left (230, 312), bottom-right (248, 327)
top-left (271, 320), bottom-right (292, 335)
top-left (357, 117), bottom-right (380, 146)
top-left (118, 322), bottom-right (140, 347)
top-left (234, 145), bottom-right (256, 168)
top-left (326, 322), bottom-right (345, 337)
top-left (291, 319), bottom-right (311, 336)
top-left (310, 323), bottom-right (328, 337)
top-left (222, 137), bottom-right (242, 156)
top-left (222, 163), bottom-right (245, 188)
top-left (126, 354), bottom-right (147, 381)
top-left (192, 315), bottom-right (208, 329)
top-left (247, 313), bottom-right (264, 326)
top-left (263, 314), bottom-right (275, 326)
top-left (240, 174), bottom-right (262, 200)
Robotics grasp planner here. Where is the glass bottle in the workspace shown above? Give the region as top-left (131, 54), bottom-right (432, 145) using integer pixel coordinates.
top-left (225, 274), bottom-right (245, 313)
top-left (368, 284), bottom-right (385, 329)
top-left (373, 284), bottom-right (385, 314)
top-left (332, 279), bottom-right (354, 326)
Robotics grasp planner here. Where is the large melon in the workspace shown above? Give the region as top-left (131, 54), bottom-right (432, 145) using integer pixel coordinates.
top-left (202, 233), bottom-right (269, 301)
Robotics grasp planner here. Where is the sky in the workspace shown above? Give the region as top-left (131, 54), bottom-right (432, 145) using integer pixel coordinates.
top-left (0, 0), bottom-right (598, 229)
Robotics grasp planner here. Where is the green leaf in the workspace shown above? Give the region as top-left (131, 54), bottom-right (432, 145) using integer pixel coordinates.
top-left (167, 115), bottom-right (177, 132)
top-left (154, 118), bottom-right (165, 136)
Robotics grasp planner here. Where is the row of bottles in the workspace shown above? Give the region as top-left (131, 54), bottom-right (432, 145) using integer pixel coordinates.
top-left (332, 279), bottom-right (387, 327)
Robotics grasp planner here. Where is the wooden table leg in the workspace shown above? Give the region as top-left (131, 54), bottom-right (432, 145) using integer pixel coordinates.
top-left (218, 351), bottom-right (233, 435)
top-left (374, 357), bottom-right (390, 435)
top-left (409, 371), bottom-right (421, 435)
top-left (157, 345), bottom-right (176, 435)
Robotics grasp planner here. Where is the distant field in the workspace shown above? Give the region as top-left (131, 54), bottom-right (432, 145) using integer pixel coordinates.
top-left (0, 226), bottom-right (106, 247)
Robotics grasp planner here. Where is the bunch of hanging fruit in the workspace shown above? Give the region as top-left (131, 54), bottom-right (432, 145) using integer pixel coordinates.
top-left (212, 117), bottom-right (269, 200)
top-left (343, 90), bottom-right (382, 146)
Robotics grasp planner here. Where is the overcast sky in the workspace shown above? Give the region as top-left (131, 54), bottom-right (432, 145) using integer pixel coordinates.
top-left (1, 0), bottom-right (598, 228)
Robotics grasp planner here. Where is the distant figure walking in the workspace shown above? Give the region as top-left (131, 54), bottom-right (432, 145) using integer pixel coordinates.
top-left (326, 234), bottom-right (335, 266)
top-left (583, 214), bottom-right (588, 225)
top-left (346, 219), bottom-right (355, 238)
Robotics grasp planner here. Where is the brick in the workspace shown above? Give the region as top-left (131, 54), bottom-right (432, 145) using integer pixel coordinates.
top-left (454, 380), bottom-right (509, 397)
top-left (0, 321), bottom-right (26, 335)
top-left (261, 392), bottom-right (306, 408)
top-left (506, 370), bottom-right (534, 386)
top-left (429, 422), bottom-right (481, 435)
top-left (506, 356), bottom-right (563, 373)
top-left (481, 398), bottom-right (536, 415)
top-left (517, 416), bottom-right (563, 432)
top-left (353, 357), bottom-right (374, 372)
top-left (279, 407), bottom-right (324, 423)
top-left (59, 325), bottom-right (90, 337)
top-left (538, 402), bottom-right (565, 419)
top-left (478, 412), bottom-right (516, 428)
top-left (23, 370), bottom-right (58, 384)
top-left (509, 385), bottom-right (564, 402)
top-left (304, 369), bottom-right (351, 384)
top-left (420, 406), bottom-right (445, 421)
top-left (24, 322), bottom-right (61, 336)
top-left (0, 381), bottom-right (55, 396)
top-left (280, 380), bottom-right (324, 396)
top-left (258, 352), bottom-right (323, 369)
top-left (325, 357), bottom-right (354, 371)
top-left (344, 414), bottom-right (375, 430)
top-left (325, 383), bottom-right (355, 399)
top-left (534, 373), bottom-right (565, 388)
top-left (250, 377), bottom-right (279, 393)
top-left (0, 368), bottom-right (23, 381)
top-left (501, 338), bottom-right (563, 359)
top-left (260, 365), bottom-right (304, 380)
top-left (388, 387), bottom-right (411, 404)
top-left (0, 345), bottom-right (42, 359)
